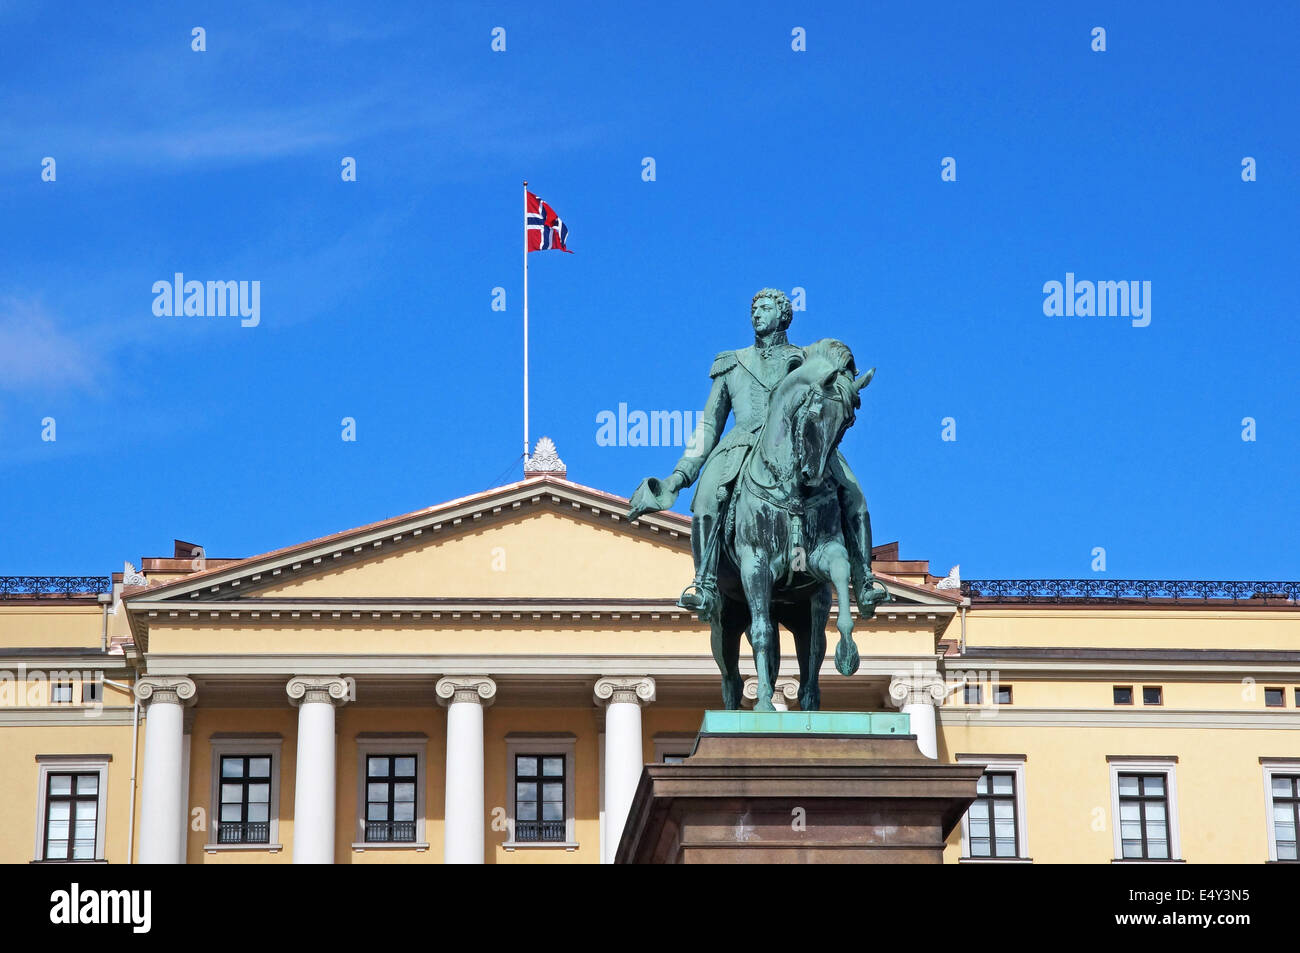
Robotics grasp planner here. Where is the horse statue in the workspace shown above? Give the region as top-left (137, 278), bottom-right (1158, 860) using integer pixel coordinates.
top-left (709, 339), bottom-right (881, 711)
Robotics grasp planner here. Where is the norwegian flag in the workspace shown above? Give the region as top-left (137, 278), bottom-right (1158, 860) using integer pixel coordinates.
top-left (526, 191), bottom-right (572, 253)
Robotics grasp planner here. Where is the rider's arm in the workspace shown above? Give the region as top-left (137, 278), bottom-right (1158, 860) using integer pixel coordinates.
top-left (669, 374), bottom-right (730, 491)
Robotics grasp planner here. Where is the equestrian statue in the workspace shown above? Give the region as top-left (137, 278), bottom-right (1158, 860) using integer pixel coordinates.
top-left (626, 288), bottom-right (890, 711)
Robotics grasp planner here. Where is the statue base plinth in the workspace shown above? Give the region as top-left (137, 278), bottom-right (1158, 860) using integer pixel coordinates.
top-left (614, 711), bottom-right (982, 864)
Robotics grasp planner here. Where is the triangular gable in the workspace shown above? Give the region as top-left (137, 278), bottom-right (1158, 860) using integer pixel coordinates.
top-left (126, 476), bottom-right (693, 605)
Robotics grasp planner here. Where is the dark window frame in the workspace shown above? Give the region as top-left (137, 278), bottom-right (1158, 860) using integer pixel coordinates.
top-left (1142, 686), bottom-right (1163, 706)
top-left (364, 754), bottom-right (418, 843)
top-left (514, 753), bottom-right (567, 843)
top-left (963, 684), bottom-right (983, 705)
top-left (1265, 687), bottom-right (1285, 708)
top-left (50, 681), bottom-right (74, 705)
top-left (1270, 775), bottom-right (1299, 862)
top-left (968, 770), bottom-right (1019, 858)
top-left (1113, 685), bottom-right (1134, 705)
top-left (42, 771), bottom-right (99, 861)
top-left (994, 685), bottom-right (1013, 705)
top-left (217, 754), bottom-right (272, 844)
top-left (1117, 772), bottom-right (1171, 860)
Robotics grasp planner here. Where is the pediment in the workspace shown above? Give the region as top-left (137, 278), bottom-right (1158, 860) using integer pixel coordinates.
top-left (126, 477), bottom-right (694, 606)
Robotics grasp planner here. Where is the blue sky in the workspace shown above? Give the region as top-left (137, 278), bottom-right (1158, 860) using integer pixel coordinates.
top-left (1, 0), bottom-right (1296, 580)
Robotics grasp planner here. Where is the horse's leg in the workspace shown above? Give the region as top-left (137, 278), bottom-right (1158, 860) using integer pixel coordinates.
top-left (739, 551), bottom-right (778, 711)
top-left (803, 585), bottom-right (832, 710)
top-left (811, 541), bottom-right (859, 676)
top-left (776, 602), bottom-right (814, 711)
top-left (718, 598), bottom-right (748, 710)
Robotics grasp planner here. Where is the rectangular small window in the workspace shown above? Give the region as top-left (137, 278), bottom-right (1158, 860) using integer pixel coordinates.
top-left (1142, 686), bottom-right (1162, 706)
top-left (661, 753), bottom-right (688, 764)
top-left (1113, 686), bottom-right (1133, 705)
top-left (81, 681), bottom-right (102, 703)
top-left (514, 754), bottom-right (566, 842)
top-left (968, 772), bottom-right (1018, 858)
top-left (365, 755), bottom-right (417, 843)
top-left (43, 773), bottom-right (99, 861)
top-left (1117, 773), bottom-right (1171, 860)
top-left (218, 755), bottom-right (272, 844)
top-left (1265, 688), bottom-right (1285, 707)
top-left (994, 686), bottom-right (1012, 705)
top-left (51, 682), bottom-right (73, 705)
top-left (963, 684), bottom-right (983, 705)
top-left (1270, 775), bottom-right (1299, 861)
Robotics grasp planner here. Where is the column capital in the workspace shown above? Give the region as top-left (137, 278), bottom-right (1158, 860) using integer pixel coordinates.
top-left (286, 675), bottom-right (352, 708)
top-left (436, 675), bottom-right (497, 708)
top-left (135, 676), bottom-right (196, 708)
top-left (594, 676), bottom-right (656, 707)
top-left (887, 671), bottom-right (947, 709)
top-left (744, 676), bottom-right (798, 707)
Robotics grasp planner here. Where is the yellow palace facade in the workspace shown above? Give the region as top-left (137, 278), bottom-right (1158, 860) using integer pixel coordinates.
top-left (3, 454), bottom-right (1298, 865)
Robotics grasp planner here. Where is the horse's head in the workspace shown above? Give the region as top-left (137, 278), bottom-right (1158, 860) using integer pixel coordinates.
top-left (784, 340), bottom-right (873, 488)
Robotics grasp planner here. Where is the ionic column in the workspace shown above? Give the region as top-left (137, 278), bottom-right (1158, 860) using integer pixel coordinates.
top-left (887, 672), bottom-right (946, 759)
top-left (744, 676), bottom-right (799, 711)
top-left (286, 676), bottom-right (351, 864)
top-left (594, 676), bottom-right (655, 864)
top-left (435, 676), bottom-right (496, 864)
top-left (135, 676), bottom-right (196, 864)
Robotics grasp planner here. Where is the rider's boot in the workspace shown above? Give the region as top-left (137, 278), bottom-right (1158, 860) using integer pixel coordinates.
top-left (678, 514), bottom-right (722, 622)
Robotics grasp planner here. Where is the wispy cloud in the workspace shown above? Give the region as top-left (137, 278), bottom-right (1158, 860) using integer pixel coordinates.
top-left (0, 298), bottom-right (105, 395)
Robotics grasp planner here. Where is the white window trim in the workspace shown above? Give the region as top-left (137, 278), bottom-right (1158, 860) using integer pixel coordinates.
top-left (1108, 757), bottom-right (1182, 863)
top-left (33, 754), bottom-right (111, 863)
top-left (653, 732), bottom-right (695, 763)
top-left (1261, 759), bottom-right (1300, 863)
top-left (504, 733), bottom-right (578, 850)
top-left (206, 734), bottom-right (284, 853)
top-left (955, 754), bottom-right (1030, 863)
top-left (352, 733), bottom-right (429, 851)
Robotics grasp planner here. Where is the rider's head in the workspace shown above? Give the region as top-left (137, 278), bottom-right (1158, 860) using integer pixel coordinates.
top-left (751, 288), bottom-right (793, 334)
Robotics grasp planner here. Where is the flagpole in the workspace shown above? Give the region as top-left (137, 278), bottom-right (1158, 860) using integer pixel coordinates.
top-left (522, 179), bottom-right (530, 461)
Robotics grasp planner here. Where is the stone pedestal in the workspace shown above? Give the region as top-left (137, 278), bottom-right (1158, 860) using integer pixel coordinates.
top-left (615, 711), bottom-right (982, 864)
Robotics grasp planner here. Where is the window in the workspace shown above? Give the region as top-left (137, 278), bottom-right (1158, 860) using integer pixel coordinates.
top-left (1262, 761), bottom-right (1300, 862)
top-left (964, 684), bottom-right (983, 704)
top-left (1269, 776), bottom-right (1299, 861)
top-left (956, 755), bottom-right (1029, 862)
top-left (994, 686), bottom-right (1013, 705)
top-left (51, 682), bottom-right (73, 705)
top-left (81, 680), bottom-right (102, 703)
top-left (653, 733), bottom-right (694, 765)
top-left (33, 755), bottom-right (110, 863)
top-left (1117, 775), bottom-right (1170, 859)
top-left (504, 733), bottom-right (577, 849)
top-left (217, 755), bottom-right (272, 844)
top-left (1108, 757), bottom-right (1181, 862)
top-left (515, 755), bottom-right (566, 842)
top-left (365, 755), bottom-right (417, 843)
top-left (1265, 687), bottom-right (1285, 707)
top-left (1113, 686), bottom-right (1133, 705)
top-left (206, 734), bottom-right (283, 853)
top-left (1142, 686), bottom-right (1162, 705)
top-left (353, 734), bottom-right (428, 850)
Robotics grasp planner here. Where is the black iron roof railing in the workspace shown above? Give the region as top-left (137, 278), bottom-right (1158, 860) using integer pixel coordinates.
top-left (962, 579), bottom-right (1300, 604)
top-left (0, 576), bottom-right (112, 599)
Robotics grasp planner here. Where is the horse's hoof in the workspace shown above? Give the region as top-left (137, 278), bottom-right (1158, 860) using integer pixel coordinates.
top-left (835, 638), bottom-right (860, 676)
